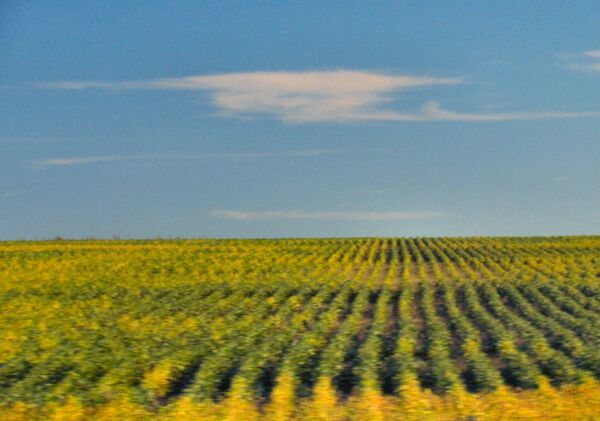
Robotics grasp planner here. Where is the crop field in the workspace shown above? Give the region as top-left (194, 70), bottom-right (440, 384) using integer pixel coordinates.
top-left (0, 237), bottom-right (599, 420)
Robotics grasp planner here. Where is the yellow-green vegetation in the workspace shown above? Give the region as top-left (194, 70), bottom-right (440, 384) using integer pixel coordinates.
top-left (0, 237), bottom-right (599, 420)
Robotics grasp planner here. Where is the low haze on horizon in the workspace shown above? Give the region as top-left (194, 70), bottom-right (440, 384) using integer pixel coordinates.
top-left (1, 1), bottom-right (599, 239)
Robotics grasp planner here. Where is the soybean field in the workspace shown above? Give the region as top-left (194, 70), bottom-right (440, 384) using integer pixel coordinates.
top-left (0, 237), bottom-right (599, 420)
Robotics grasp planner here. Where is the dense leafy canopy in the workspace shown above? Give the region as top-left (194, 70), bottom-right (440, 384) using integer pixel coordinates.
top-left (0, 237), bottom-right (599, 419)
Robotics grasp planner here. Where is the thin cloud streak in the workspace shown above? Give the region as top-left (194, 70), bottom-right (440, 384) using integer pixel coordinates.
top-left (212, 210), bottom-right (444, 221)
top-left (1, 191), bottom-right (22, 198)
top-left (35, 70), bottom-right (600, 123)
top-left (31, 150), bottom-right (331, 167)
top-left (583, 50), bottom-right (600, 58)
top-left (36, 71), bottom-right (459, 92)
top-left (37, 156), bottom-right (128, 166)
top-left (347, 101), bottom-right (600, 122)
top-left (565, 49), bottom-right (600, 72)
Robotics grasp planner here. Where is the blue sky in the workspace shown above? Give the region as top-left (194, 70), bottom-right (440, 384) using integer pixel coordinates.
top-left (1, 1), bottom-right (599, 239)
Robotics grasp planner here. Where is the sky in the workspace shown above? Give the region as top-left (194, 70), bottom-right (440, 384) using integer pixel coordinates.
top-left (1, 1), bottom-right (599, 239)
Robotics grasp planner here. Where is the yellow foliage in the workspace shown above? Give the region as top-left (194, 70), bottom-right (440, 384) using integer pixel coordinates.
top-left (92, 396), bottom-right (148, 421)
top-left (397, 373), bottom-right (441, 420)
top-left (142, 360), bottom-right (174, 400)
top-left (482, 384), bottom-right (536, 420)
top-left (1, 239), bottom-right (600, 420)
top-left (1, 372), bottom-right (600, 420)
top-left (348, 383), bottom-right (387, 421)
top-left (265, 370), bottom-right (296, 421)
top-left (222, 377), bottom-right (259, 421)
top-left (161, 396), bottom-right (220, 421)
top-left (49, 396), bottom-right (86, 421)
top-left (302, 376), bottom-right (342, 421)
top-left (461, 338), bottom-right (479, 358)
top-left (395, 336), bottom-right (414, 354)
top-left (0, 402), bottom-right (32, 421)
top-left (445, 382), bottom-right (483, 420)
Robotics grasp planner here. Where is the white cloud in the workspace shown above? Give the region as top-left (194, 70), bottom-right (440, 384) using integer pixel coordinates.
top-left (565, 50), bottom-right (600, 72)
top-left (211, 210), bottom-right (443, 221)
top-left (583, 50), bottom-right (600, 59)
top-left (36, 156), bottom-right (127, 166)
top-left (37, 70), bottom-right (460, 123)
top-left (31, 150), bottom-right (330, 167)
top-left (345, 101), bottom-right (600, 122)
top-left (36, 70), bottom-right (600, 122)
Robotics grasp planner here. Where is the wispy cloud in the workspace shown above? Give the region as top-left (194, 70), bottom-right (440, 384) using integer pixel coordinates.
top-left (341, 101), bottom-right (600, 122)
top-left (584, 50), bottom-right (600, 59)
top-left (564, 50), bottom-right (600, 72)
top-left (36, 156), bottom-right (127, 166)
top-left (1, 191), bottom-right (22, 198)
top-left (36, 70), bottom-right (600, 123)
top-left (36, 70), bottom-right (459, 123)
top-left (31, 150), bottom-right (330, 167)
top-left (211, 210), bottom-right (443, 221)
